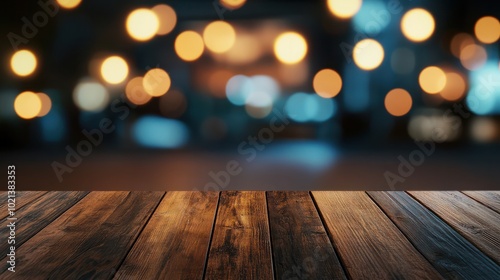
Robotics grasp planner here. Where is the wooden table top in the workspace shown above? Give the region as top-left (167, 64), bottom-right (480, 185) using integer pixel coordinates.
top-left (0, 191), bottom-right (499, 279)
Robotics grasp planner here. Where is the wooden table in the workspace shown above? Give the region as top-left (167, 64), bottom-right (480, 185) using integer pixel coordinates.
top-left (1, 191), bottom-right (499, 279)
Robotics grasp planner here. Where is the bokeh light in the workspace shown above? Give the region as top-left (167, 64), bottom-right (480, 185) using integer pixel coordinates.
top-left (175, 31), bottom-right (204, 61)
top-left (10, 50), bottom-right (37, 77)
top-left (470, 117), bottom-right (497, 142)
top-left (285, 92), bottom-right (336, 122)
top-left (56, 0), bottom-right (81, 9)
top-left (353, 39), bottom-right (384, 71)
top-left (220, 0), bottom-right (246, 10)
top-left (419, 66), bottom-right (447, 94)
top-left (474, 16), bottom-right (500, 44)
top-left (273, 32), bottom-right (308, 65)
top-left (203, 21), bottom-right (236, 53)
top-left (132, 116), bottom-right (189, 149)
top-left (440, 71), bottom-right (467, 101)
top-left (450, 33), bottom-right (475, 58)
top-left (152, 4), bottom-right (177, 35)
top-left (327, 0), bottom-right (362, 19)
top-left (353, 0), bottom-right (389, 35)
top-left (226, 75), bottom-right (280, 106)
top-left (143, 68), bottom-right (171, 97)
top-left (100, 56), bottom-right (129, 84)
top-left (14, 91), bottom-right (42, 119)
top-left (126, 8), bottom-right (159, 41)
top-left (408, 113), bottom-right (461, 142)
top-left (73, 80), bottom-right (109, 112)
top-left (125, 77), bottom-right (152, 105)
top-left (36, 92), bottom-right (52, 117)
top-left (401, 8), bottom-right (435, 42)
top-left (222, 33), bottom-right (262, 64)
top-left (245, 91), bottom-right (273, 119)
top-left (384, 88), bottom-right (412, 117)
top-left (460, 44), bottom-right (487, 70)
top-left (466, 63), bottom-right (500, 115)
top-left (313, 69), bottom-right (342, 98)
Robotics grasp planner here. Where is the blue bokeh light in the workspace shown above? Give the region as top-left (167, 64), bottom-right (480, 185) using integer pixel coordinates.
top-left (132, 116), bottom-right (189, 148)
top-left (353, 0), bottom-right (390, 36)
top-left (285, 92), bottom-right (336, 122)
top-left (466, 62), bottom-right (500, 115)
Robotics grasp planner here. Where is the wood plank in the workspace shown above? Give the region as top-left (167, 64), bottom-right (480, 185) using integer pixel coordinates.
top-left (267, 191), bottom-right (347, 280)
top-left (462, 191), bottom-right (500, 214)
top-left (369, 191), bottom-right (500, 279)
top-left (0, 191), bottom-right (164, 278)
top-left (312, 191), bottom-right (442, 279)
top-left (205, 191), bottom-right (273, 280)
top-left (409, 191), bottom-right (500, 263)
top-left (0, 191), bottom-right (89, 258)
top-left (114, 192), bottom-right (219, 280)
top-left (0, 191), bottom-right (47, 219)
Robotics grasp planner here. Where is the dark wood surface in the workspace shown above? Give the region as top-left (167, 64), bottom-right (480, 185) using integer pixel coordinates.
top-left (0, 191), bottom-right (499, 279)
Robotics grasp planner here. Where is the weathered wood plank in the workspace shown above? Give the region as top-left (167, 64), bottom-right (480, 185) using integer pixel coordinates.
top-left (267, 191), bottom-right (347, 280)
top-left (369, 191), bottom-right (500, 279)
top-left (114, 192), bottom-right (219, 280)
top-left (0, 191), bottom-right (89, 259)
top-left (312, 191), bottom-right (442, 279)
top-left (0, 191), bottom-right (47, 220)
top-left (462, 191), bottom-right (500, 214)
top-left (205, 191), bottom-right (273, 280)
top-left (0, 191), bottom-right (164, 279)
top-left (409, 191), bottom-right (500, 263)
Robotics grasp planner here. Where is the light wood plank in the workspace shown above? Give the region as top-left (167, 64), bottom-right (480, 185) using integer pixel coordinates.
top-left (0, 191), bottom-right (164, 278)
top-left (369, 191), bottom-right (500, 279)
top-left (0, 191), bottom-right (88, 258)
top-left (409, 191), bottom-right (500, 263)
top-left (462, 191), bottom-right (500, 214)
top-left (267, 191), bottom-right (347, 280)
top-left (205, 191), bottom-right (273, 280)
top-left (0, 191), bottom-right (47, 219)
top-left (114, 192), bottom-right (219, 280)
top-left (312, 191), bottom-right (442, 279)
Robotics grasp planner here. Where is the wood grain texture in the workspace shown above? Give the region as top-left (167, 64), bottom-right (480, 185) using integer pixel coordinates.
top-left (0, 191), bottom-right (47, 219)
top-left (312, 191), bottom-right (443, 280)
top-left (205, 191), bottom-right (273, 280)
top-left (409, 191), bottom-right (500, 263)
top-left (0, 191), bottom-right (88, 261)
top-left (0, 191), bottom-right (164, 279)
top-left (114, 192), bottom-right (219, 280)
top-left (266, 191), bottom-right (347, 280)
top-left (462, 191), bottom-right (500, 214)
top-left (369, 191), bottom-right (500, 279)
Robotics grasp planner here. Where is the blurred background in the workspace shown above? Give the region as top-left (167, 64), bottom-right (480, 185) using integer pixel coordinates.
top-left (1, 0), bottom-right (500, 190)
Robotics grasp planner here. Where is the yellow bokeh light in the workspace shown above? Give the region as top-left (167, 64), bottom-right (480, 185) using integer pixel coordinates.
top-left (14, 91), bottom-right (42, 119)
top-left (175, 31), bottom-right (205, 61)
top-left (353, 39), bottom-right (384, 71)
top-left (220, 0), bottom-right (247, 10)
top-left (327, 0), bottom-right (362, 19)
top-left (126, 8), bottom-right (159, 41)
top-left (125, 77), bottom-right (152, 105)
top-left (419, 66), bottom-right (447, 94)
top-left (36, 92), bottom-right (52, 117)
top-left (450, 33), bottom-right (475, 58)
top-left (203, 21), bottom-right (236, 53)
top-left (10, 50), bottom-right (37, 77)
top-left (474, 16), bottom-right (500, 44)
top-left (73, 80), bottom-right (109, 112)
top-left (385, 88), bottom-right (412, 117)
top-left (274, 32), bottom-right (308, 65)
top-left (460, 44), bottom-right (487, 70)
top-left (143, 68), bottom-right (171, 97)
top-left (440, 72), bottom-right (467, 101)
top-left (56, 0), bottom-right (81, 9)
top-left (401, 8), bottom-right (435, 42)
top-left (313, 69), bottom-right (342, 98)
top-left (152, 4), bottom-right (177, 35)
top-left (100, 56), bottom-right (129, 84)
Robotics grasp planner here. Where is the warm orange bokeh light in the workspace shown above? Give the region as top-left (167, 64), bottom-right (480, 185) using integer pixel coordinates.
top-left (36, 92), bottom-right (52, 117)
top-left (327, 0), bottom-right (362, 19)
top-left (10, 50), bottom-right (37, 77)
top-left (401, 8), bottom-right (435, 42)
top-left (203, 21), bottom-right (236, 53)
top-left (460, 44), bottom-right (487, 70)
top-left (474, 16), bottom-right (500, 44)
top-left (313, 69), bottom-right (342, 98)
top-left (143, 68), bottom-right (171, 97)
top-left (440, 72), bottom-right (467, 101)
top-left (14, 91), bottom-right (42, 119)
top-left (450, 33), bottom-right (475, 58)
top-left (125, 77), bottom-right (153, 105)
top-left (385, 88), bottom-right (413, 117)
top-left (353, 39), bottom-right (384, 71)
top-left (175, 31), bottom-right (205, 61)
top-left (274, 32), bottom-right (308, 64)
top-left (419, 66), bottom-right (447, 94)
top-left (152, 4), bottom-right (177, 35)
